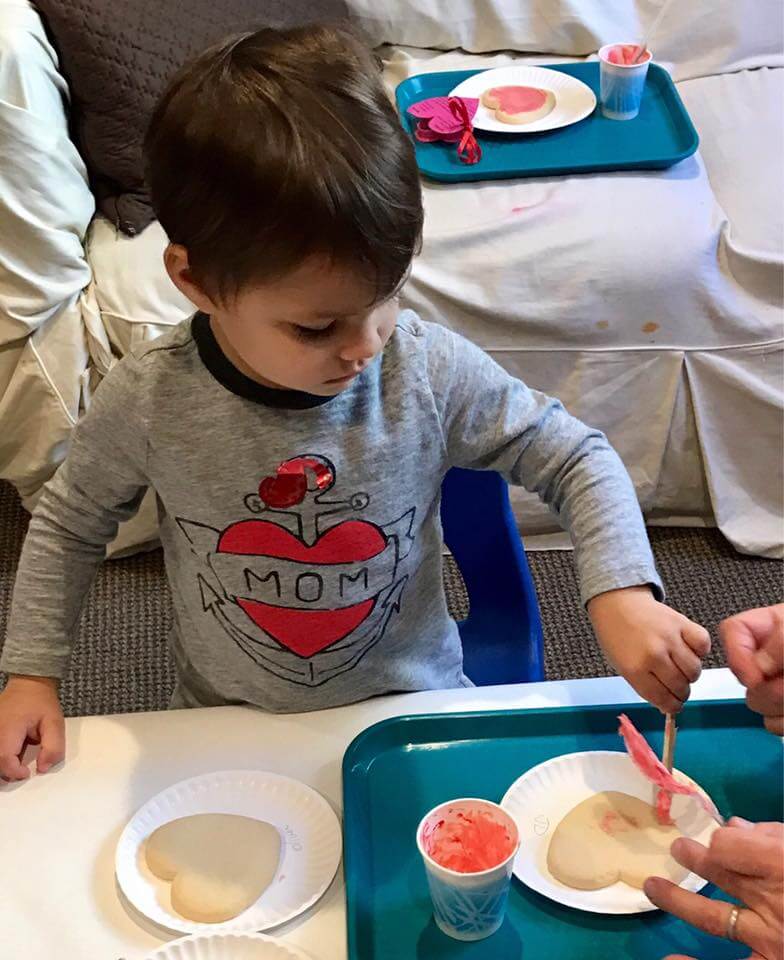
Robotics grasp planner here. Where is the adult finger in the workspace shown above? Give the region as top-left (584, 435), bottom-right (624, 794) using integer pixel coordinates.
top-left (644, 878), bottom-right (745, 941)
top-left (707, 827), bottom-right (784, 878)
top-left (720, 610), bottom-right (772, 687)
top-left (0, 724), bottom-right (32, 781)
top-left (728, 819), bottom-right (784, 842)
top-left (682, 621), bottom-right (711, 658)
top-left (763, 715), bottom-right (784, 736)
top-left (751, 821), bottom-right (784, 839)
top-left (721, 620), bottom-right (762, 686)
top-left (746, 676), bottom-right (784, 721)
top-left (671, 644), bottom-right (703, 684)
top-left (728, 816), bottom-right (754, 829)
top-left (669, 837), bottom-right (755, 900)
top-left (36, 712), bottom-right (65, 773)
top-left (755, 626), bottom-right (784, 679)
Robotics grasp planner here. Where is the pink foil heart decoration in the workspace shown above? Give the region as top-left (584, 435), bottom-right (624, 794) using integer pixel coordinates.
top-left (407, 96), bottom-right (482, 163)
top-left (408, 96), bottom-right (479, 135)
top-left (412, 122), bottom-right (462, 143)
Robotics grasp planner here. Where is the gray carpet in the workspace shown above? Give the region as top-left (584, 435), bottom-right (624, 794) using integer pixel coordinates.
top-left (1, 480), bottom-right (781, 717)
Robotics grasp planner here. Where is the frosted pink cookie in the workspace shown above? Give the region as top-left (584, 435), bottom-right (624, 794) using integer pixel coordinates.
top-left (481, 85), bottom-right (556, 125)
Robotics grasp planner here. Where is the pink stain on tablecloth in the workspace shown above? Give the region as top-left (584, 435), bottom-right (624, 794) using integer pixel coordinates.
top-left (422, 806), bottom-right (516, 873)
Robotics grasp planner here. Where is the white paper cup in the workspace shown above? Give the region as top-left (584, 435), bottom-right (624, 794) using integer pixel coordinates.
top-left (598, 42), bottom-right (652, 120)
top-left (416, 798), bottom-right (520, 942)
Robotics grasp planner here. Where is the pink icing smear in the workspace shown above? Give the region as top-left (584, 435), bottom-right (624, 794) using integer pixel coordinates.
top-left (599, 810), bottom-right (638, 835)
top-left (617, 714), bottom-right (722, 825)
top-left (606, 44), bottom-right (651, 65)
top-left (422, 806), bottom-right (516, 873)
top-left (486, 85), bottom-right (549, 113)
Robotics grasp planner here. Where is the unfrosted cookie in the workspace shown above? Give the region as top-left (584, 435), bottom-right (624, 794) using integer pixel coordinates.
top-left (481, 85), bottom-right (556, 124)
top-left (547, 791), bottom-right (687, 891)
top-left (145, 813), bottom-right (282, 923)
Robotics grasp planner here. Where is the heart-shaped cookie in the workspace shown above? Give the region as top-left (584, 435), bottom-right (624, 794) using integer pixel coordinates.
top-left (547, 791), bottom-right (687, 891)
top-left (145, 814), bottom-right (282, 923)
top-left (481, 85), bottom-right (556, 124)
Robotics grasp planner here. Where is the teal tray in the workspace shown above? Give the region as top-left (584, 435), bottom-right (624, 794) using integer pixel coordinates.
top-left (342, 700), bottom-right (782, 959)
top-left (395, 62), bottom-right (699, 182)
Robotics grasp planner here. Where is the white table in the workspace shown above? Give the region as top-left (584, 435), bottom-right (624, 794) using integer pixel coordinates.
top-left (1, 669), bottom-right (744, 959)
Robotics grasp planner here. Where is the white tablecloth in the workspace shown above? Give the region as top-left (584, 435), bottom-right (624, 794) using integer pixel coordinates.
top-left (1, 669), bottom-right (744, 960)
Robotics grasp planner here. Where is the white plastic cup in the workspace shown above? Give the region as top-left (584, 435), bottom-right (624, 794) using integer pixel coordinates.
top-left (416, 798), bottom-right (521, 942)
top-left (598, 42), bottom-right (652, 120)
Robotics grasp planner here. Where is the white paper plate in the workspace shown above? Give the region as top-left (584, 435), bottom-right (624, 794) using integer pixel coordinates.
top-left (116, 770), bottom-right (342, 936)
top-left (449, 65), bottom-right (596, 134)
top-left (501, 751), bottom-right (719, 914)
top-left (144, 932), bottom-right (315, 960)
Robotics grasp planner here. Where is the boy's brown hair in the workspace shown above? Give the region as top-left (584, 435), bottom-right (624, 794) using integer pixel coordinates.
top-left (144, 24), bottom-right (423, 303)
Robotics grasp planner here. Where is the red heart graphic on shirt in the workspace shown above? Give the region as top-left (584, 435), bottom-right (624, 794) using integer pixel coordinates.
top-left (217, 519), bottom-right (387, 657)
top-left (259, 473), bottom-right (307, 508)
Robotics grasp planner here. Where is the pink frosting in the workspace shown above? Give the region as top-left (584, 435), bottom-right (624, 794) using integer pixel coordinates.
top-left (618, 714), bottom-right (721, 825)
top-left (422, 805), bottom-right (517, 873)
top-left (599, 809), bottom-right (639, 835)
top-left (485, 85), bottom-right (549, 114)
top-left (606, 44), bottom-right (651, 65)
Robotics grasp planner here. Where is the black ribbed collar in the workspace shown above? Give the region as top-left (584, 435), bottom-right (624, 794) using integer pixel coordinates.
top-left (192, 312), bottom-right (333, 409)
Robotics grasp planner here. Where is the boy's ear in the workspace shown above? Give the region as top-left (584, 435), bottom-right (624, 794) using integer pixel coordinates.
top-left (164, 243), bottom-right (218, 314)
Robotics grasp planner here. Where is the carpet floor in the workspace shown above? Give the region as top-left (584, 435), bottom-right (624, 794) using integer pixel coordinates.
top-left (1, 481), bottom-right (780, 716)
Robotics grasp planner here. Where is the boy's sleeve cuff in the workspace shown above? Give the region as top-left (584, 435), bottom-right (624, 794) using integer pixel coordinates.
top-left (0, 650), bottom-right (69, 681)
top-left (580, 568), bottom-right (665, 608)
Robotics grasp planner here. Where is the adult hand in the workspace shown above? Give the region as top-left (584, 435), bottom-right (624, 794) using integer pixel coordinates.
top-left (645, 819), bottom-right (784, 960)
top-left (721, 604), bottom-right (784, 735)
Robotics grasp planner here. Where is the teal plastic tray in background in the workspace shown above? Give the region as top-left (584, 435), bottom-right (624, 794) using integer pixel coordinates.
top-left (395, 62), bottom-right (699, 182)
top-left (343, 700), bottom-right (782, 960)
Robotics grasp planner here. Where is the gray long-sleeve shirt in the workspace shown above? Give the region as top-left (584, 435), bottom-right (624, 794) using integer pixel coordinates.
top-left (1, 311), bottom-right (661, 710)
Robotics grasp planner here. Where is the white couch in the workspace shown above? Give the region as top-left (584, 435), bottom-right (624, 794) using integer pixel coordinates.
top-left (1, 0), bottom-right (782, 556)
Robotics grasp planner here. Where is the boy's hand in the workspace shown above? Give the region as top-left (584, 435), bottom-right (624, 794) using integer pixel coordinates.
top-left (588, 586), bottom-right (711, 714)
top-left (0, 675), bottom-right (65, 781)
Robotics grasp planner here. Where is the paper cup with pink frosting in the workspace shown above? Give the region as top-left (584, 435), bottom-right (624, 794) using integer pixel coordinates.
top-left (598, 43), bottom-right (653, 120)
top-left (416, 798), bottom-right (520, 941)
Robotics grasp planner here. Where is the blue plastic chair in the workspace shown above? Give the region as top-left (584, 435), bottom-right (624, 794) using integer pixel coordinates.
top-left (440, 468), bottom-right (544, 686)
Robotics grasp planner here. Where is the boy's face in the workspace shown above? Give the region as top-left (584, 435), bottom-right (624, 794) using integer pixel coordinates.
top-left (166, 247), bottom-right (400, 396)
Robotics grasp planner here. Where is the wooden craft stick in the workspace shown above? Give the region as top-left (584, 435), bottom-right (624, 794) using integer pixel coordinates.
top-left (662, 713), bottom-right (676, 772)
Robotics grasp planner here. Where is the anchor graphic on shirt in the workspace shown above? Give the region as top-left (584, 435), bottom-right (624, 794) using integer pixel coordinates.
top-left (176, 455), bottom-right (416, 686)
